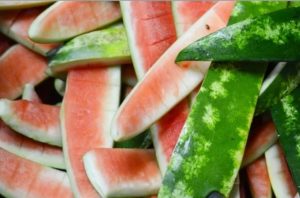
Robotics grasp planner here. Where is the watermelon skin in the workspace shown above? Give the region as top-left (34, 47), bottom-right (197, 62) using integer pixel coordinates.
top-left (120, 1), bottom-right (177, 80)
top-left (246, 156), bottom-right (272, 198)
top-left (112, 1), bottom-right (234, 141)
top-left (256, 62), bottom-right (300, 115)
top-left (29, 1), bottom-right (121, 43)
top-left (61, 66), bottom-right (120, 197)
top-left (172, 1), bottom-right (214, 37)
top-left (0, 8), bottom-right (60, 56)
top-left (0, 99), bottom-right (61, 147)
top-left (0, 45), bottom-right (47, 99)
top-left (265, 143), bottom-right (298, 198)
top-left (271, 86), bottom-right (300, 193)
top-left (0, 120), bottom-right (65, 169)
top-left (242, 119), bottom-right (277, 167)
top-left (83, 148), bottom-right (161, 197)
top-left (48, 24), bottom-right (131, 75)
top-left (0, 1), bottom-right (54, 10)
top-left (0, 148), bottom-right (72, 198)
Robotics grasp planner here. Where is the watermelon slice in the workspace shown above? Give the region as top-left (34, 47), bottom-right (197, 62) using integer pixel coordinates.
top-left (61, 66), bottom-right (120, 197)
top-left (54, 79), bottom-right (65, 96)
top-left (172, 1), bottom-right (214, 37)
top-left (0, 8), bottom-right (60, 56)
top-left (242, 119), bottom-right (277, 167)
top-left (0, 99), bottom-right (61, 147)
top-left (0, 1), bottom-right (54, 10)
top-left (112, 1), bottom-right (234, 141)
top-left (29, 1), bottom-right (121, 43)
top-left (83, 148), bottom-right (161, 197)
top-left (48, 24), bottom-right (130, 75)
top-left (0, 147), bottom-right (72, 198)
top-left (22, 83), bottom-right (41, 103)
top-left (0, 45), bottom-right (47, 99)
top-left (0, 120), bottom-right (64, 169)
top-left (0, 33), bottom-right (13, 55)
top-left (246, 156), bottom-right (272, 198)
top-left (265, 143), bottom-right (297, 198)
top-left (120, 1), bottom-right (177, 80)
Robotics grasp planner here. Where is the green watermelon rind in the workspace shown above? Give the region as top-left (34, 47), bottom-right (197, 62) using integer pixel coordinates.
top-left (48, 24), bottom-right (131, 75)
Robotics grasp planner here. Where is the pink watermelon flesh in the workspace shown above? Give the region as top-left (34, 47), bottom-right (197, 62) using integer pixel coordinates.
top-left (0, 119), bottom-right (64, 169)
top-left (246, 156), bottom-right (272, 198)
top-left (242, 119), bottom-right (277, 167)
top-left (0, 45), bottom-right (47, 99)
top-left (0, 147), bottom-right (72, 198)
top-left (172, 1), bottom-right (215, 37)
top-left (265, 143), bottom-right (298, 198)
top-left (22, 83), bottom-right (41, 103)
top-left (62, 66), bottom-right (120, 197)
top-left (121, 1), bottom-right (177, 80)
top-left (0, 8), bottom-right (60, 56)
top-left (112, 1), bottom-right (235, 141)
top-left (29, 1), bottom-right (121, 43)
top-left (0, 99), bottom-right (61, 147)
top-left (83, 148), bottom-right (161, 197)
top-left (0, 33), bottom-right (13, 55)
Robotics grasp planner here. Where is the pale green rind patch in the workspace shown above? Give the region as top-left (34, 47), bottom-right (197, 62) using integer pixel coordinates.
top-left (48, 24), bottom-right (131, 75)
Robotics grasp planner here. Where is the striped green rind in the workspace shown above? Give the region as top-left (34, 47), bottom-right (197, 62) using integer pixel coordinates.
top-left (271, 86), bottom-right (300, 193)
top-left (176, 7), bottom-right (300, 62)
top-left (255, 62), bottom-right (300, 115)
top-left (48, 24), bottom-right (131, 75)
top-left (159, 63), bottom-right (266, 198)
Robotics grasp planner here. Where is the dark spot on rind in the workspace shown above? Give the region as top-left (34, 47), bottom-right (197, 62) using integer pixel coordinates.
top-left (206, 24), bottom-right (210, 30)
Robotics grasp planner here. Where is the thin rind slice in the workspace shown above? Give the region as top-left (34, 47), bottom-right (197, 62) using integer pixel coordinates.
top-left (22, 83), bottom-right (41, 103)
top-left (83, 148), bottom-right (161, 197)
top-left (0, 45), bottom-right (47, 99)
top-left (0, 99), bottom-right (61, 147)
top-left (246, 156), bottom-right (272, 198)
top-left (172, 1), bottom-right (214, 37)
top-left (0, 148), bottom-right (72, 198)
top-left (0, 8), bottom-right (60, 56)
top-left (48, 24), bottom-right (131, 75)
top-left (61, 66), bottom-right (121, 197)
top-left (0, 120), bottom-right (64, 169)
top-left (265, 143), bottom-right (297, 198)
top-left (271, 86), bottom-right (300, 193)
top-left (0, 1), bottom-right (54, 10)
top-left (112, 1), bottom-right (234, 141)
top-left (29, 1), bottom-right (121, 43)
top-left (54, 79), bottom-right (65, 96)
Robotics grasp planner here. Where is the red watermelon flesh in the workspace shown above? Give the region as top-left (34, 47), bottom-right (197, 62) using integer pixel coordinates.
top-left (62, 66), bottom-right (120, 197)
top-left (246, 156), bottom-right (272, 198)
top-left (0, 119), bottom-right (64, 169)
top-left (172, 1), bottom-right (215, 37)
top-left (0, 8), bottom-right (60, 56)
top-left (83, 148), bottom-right (161, 198)
top-left (29, 1), bottom-right (121, 43)
top-left (112, 1), bottom-right (235, 141)
top-left (0, 45), bottom-right (47, 99)
top-left (0, 147), bottom-right (72, 198)
top-left (0, 99), bottom-right (61, 147)
top-left (242, 119), bottom-right (277, 167)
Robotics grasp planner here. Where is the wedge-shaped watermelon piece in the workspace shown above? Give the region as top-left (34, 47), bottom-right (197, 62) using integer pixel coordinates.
top-left (265, 143), bottom-right (298, 198)
top-left (242, 119), bottom-right (277, 167)
top-left (0, 1), bottom-right (54, 10)
top-left (0, 148), bottom-right (72, 198)
top-left (83, 148), bottom-right (161, 197)
top-left (112, 2), bottom-right (234, 141)
top-left (246, 156), bottom-right (272, 198)
top-left (271, 86), bottom-right (300, 193)
top-left (22, 83), bottom-right (41, 103)
top-left (29, 1), bottom-right (121, 43)
top-left (0, 33), bottom-right (13, 55)
top-left (48, 24), bottom-right (130, 75)
top-left (0, 99), bottom-right (61, 147)
top-left (256, 62), bottom-right (300, 115)
top-left (121, 1), bottom-right (177, 80)
top-left (172, 1), bottom-right (214, 37)
top-left (62, 66), bottom-right (120, 197)
top-left (0, 120), bottom-right (64, 169)
top-left (0, 8), bottom-right (60, 56)
top-left (0, 45), bottom-right (47, 99)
